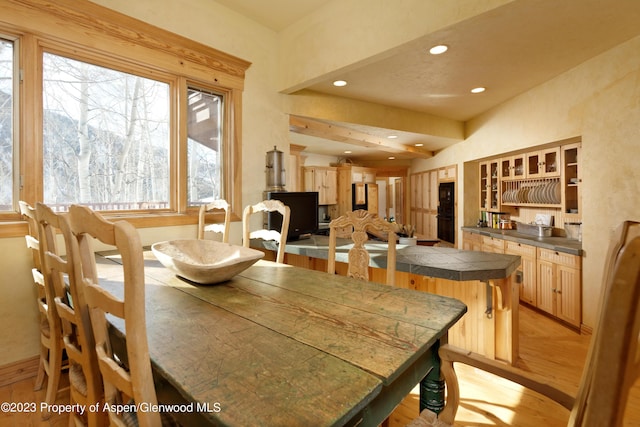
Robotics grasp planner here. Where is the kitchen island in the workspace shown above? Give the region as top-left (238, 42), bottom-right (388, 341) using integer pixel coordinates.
top-left (254, 235), bottom-right (521, 364)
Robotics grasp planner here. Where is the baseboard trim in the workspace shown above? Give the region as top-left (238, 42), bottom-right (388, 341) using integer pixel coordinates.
top-left (0, 356), bottom-right (39, 387)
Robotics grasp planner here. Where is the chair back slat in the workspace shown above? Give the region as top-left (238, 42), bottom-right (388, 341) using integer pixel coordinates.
top-left (35, 202), bottom-right (106, 426)
top-left (198, 199), bottom-right (231, 242)
top-left (19, 201), bottom-right (67, 417)
top-left (243, 199), bottom-right (290, 263)
top-left (69, 204), bottom-right (160, 427)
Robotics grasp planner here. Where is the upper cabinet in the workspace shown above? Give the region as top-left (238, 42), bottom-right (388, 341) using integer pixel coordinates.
top-left (526, 147), bottom-right (560, 178)
top-left (500, 154), bottom-right (525, 180)
top-left (303, 166), bottom-right (337, 205)
top-left (479, 141), bottom-right (581, 216)
top-left (479, 160), bottom-right (500, 211)
top-left (562, 143), bottom-right (581, 218)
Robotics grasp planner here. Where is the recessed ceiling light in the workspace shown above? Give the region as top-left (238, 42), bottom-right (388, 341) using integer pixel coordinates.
top-left (429, 45), bottom-right (448, 55)
top-left (471, 87), bottom-right (486, 93)
top-left (415, 143), bottom-right (424, 147)
top-left (344, 150), bottom-right (352, 154)
top-left (333, 80), bottom-right (347, 87)
top-left (388, 156), bottom-right (395, 160)
top-left (387, 135), bottom-right (398, 139)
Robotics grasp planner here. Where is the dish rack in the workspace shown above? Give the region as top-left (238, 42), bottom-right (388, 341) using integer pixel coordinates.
top-left (502, 177), bottom-right (561, 206)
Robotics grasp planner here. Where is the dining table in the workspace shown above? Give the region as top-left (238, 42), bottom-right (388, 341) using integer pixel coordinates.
top-left (96, 248), bottom-right (467, 426)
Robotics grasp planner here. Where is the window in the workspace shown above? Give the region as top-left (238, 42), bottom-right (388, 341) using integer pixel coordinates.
top-left (42, 53), bottom-right (170, 211)
top-left (187, 88), bottom-right (223, 206)
top-left (0, 38), bottom-right (13, 212)
top-left (0, 1), bottom-right (249, 233)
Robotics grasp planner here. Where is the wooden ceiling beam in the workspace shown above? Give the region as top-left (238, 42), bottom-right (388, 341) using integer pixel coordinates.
top-left (289, 116), bottom-right (434, 159)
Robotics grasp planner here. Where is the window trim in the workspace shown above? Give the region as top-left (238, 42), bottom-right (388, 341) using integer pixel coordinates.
top-left (0, 0), bottom-right (250, 235)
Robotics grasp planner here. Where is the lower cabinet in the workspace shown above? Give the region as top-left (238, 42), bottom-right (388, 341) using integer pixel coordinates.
top-left (463, 231), bottom-right (582, 329)
top-left (536, 248), bottom-right (581, 327)
top-left (462, 231), bottom-right (482, 251)
top-left (504, 241), bottom-right (537, 306)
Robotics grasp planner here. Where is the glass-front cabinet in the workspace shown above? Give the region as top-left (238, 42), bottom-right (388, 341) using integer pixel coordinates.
top-left (478, 141), bottom-right (581, 218)
top-left (526, 147), bottom-right (560, 178)
top-left (562, 143), bottom-right (581, 217)
top-left (500, 154), bottom-right (525, 180)
top-left (479, 160), bottom-right (500, 211)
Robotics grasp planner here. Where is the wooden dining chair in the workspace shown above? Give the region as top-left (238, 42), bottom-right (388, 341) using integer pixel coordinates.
top-left (35, 202), bottom-right (106, 427)
top-left (327, 209), bottom-right (397, 286)
top-left (409, 220), bottom-right (640, 427)
top-left (242, 199), bottom-right (290, 263)
top-left (19, 201), bottom-right (67, 419)
top-left (197, 199), bottom-right (231, 242)
top-left (68, 204), bottom-right (162, 427)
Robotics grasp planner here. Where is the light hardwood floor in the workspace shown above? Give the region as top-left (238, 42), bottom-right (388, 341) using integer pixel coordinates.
top-left (2, 305), bottom-right (639, 426)
top-left (389, 304), bottom-right (640, 427)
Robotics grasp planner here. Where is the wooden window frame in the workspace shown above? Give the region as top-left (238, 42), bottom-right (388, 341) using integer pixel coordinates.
top-left (0, 0), bottom-right (250, 236)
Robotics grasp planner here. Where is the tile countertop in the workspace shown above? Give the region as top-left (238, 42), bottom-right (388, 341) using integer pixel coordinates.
top-left (255, 235), bottom-right (521, 283)
top-left (461, 226), bottom-right (583, 256)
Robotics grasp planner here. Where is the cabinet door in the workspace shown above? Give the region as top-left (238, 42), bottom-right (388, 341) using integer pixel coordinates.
top-left (428, 213), bottom-right (438, 240)
top-left (354, 182), bottom-right (366, 205)
top-left (321, 169), bottom-right (338, 205)
top-left (363, 171), bottom-right (377, 184)
top-left (367, 184), bottom-right (379, 214)
top-left (438, 165), bottom-right (456, 181)
top-left (562, 144), bottom-right (581, 218)
top-left (429, 171), bottom-right (438, 211)
top-left (527, 147), bottom-right (560, 178)
top-left (501, 155), bottom-right (525, 180)
top-left (462, 232), bottom-right (482, 251)
top-left (519, 255), bottom-right (537, 305)
top-left (411, 173), bottom-right (422, 209)
top-left (481, 236), bottom-right (504, 253)
top-left (556, 265), bottom-right (581, 326)
top-left (536, 259), bottom-right (556, 315)
top-left (505, 242), bottom-right (537, 305)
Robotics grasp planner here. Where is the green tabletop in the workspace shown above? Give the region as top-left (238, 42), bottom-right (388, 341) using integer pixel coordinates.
top-left (98, 253), bottom-right (467, 426)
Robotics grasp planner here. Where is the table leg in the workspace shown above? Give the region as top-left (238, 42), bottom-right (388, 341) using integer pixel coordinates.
top-left (419, 340), bottom-right (445, 413)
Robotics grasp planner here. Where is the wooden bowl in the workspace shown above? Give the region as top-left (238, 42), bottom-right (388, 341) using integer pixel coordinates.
top-left (151, 239), bottom-right (264, 284)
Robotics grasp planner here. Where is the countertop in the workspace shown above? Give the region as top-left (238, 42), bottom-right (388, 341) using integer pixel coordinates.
top-left (255, 235), bottom-right (521, 282)
top-left (461, 226), bottom-right (582, 256)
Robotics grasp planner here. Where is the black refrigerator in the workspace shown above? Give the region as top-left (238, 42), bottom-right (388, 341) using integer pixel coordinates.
top-left (437, 182), bottom-right (455, 244)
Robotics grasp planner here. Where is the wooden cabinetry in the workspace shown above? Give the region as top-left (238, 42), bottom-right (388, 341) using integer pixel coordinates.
top-left (351, 167), bottom-right (376, 184)
top-left (480, 141), bottom-right (581, 215)
top-left (479, 160), bottom-right (500, 211)
top-left (526, 147), bottom-right (560, 178)
top-left (562, 143), bottom-right (581, 218)
top-left (367, 183), bottom-right (378, 214)
top-left (462, 231), bottom-right (482, 251)
top-left (482, 235), bottom-right (504, 253)
top-left (463, 231), bottom-right (582, 329)
top-left (303, 166), bottom-right (337, 205)
top-left (438, 165), bottom-right (456, 181)
top-left (500, 154), bottom-right (525, 180)
top-left (504, 241), bottom-right (537, 306)
top-left (536, 248), bottom-right (581, 327)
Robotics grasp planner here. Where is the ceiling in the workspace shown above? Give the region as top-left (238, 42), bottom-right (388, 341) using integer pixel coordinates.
top-left (215, 0), bottom-right (640, 161)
